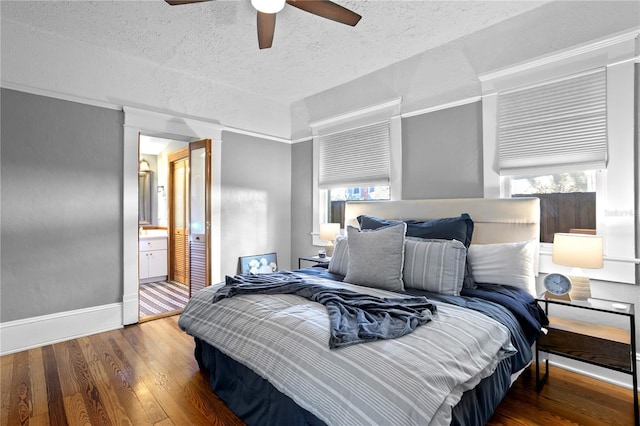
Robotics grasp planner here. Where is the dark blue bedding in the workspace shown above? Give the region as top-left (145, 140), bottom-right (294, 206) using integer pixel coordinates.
top-left (406, 284), bottom-right (547, 373)
top-left (192, 266), bottom-right (548, 426)
top-left (303, 265), bottom-right (548, 370)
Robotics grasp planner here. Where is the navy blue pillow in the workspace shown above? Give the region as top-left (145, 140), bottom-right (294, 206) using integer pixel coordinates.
top-left (357, 214), bottom-right (474, 246)
top-left (357, 213), bottom-right (476, 287)
top-left (356, 215), bottom-right (402, 230)
top-left (405, 214), bottom-right (474, 247)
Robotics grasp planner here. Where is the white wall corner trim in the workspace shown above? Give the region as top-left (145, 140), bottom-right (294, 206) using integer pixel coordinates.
top-left (309, 97), bottom-right (402, 135)
top-left (0, 303), bottom-right (123, 356)
top-left (291, 136), bottom-right (314, 144)
top-left (401, 96), bottom-right (482, 118)
top-left (222, 125), bottom-right (293, 144)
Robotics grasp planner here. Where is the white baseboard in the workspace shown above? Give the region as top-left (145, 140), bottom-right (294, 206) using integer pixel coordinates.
top-left (545, 353), bottom-right (640, 392)
top-left (0, 303), bottom-right (123, 355)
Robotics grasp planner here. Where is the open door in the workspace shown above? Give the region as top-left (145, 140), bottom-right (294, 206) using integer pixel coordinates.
top-left (168, 139), bottom-right (211, 296)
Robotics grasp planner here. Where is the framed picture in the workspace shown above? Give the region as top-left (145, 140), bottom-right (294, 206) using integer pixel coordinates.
top-left (238, 253), bottom-right (278, 274)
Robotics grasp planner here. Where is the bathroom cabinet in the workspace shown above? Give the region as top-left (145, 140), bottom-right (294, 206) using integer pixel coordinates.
top-left (139, 236), bottom-right (168, 283)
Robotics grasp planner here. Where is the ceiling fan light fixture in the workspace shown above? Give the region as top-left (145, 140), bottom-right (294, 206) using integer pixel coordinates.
top-left (251, 0), bottom-right (285, 14)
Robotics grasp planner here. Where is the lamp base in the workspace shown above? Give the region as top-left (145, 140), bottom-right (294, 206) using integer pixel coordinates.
top-left (325, 241), bottom-right (335, 257)
top-left (568, 275), bottom-right (591, 300)
top-left (544, 291), bottom-right (572, 301)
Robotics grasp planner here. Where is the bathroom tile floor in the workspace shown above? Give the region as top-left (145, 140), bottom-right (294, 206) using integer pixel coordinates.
top-left (139, 280), bottom-right (189, 319)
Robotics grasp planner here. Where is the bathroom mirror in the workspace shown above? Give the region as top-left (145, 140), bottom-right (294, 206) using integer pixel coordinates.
top-left (139, 171), bottom-right (152, 225)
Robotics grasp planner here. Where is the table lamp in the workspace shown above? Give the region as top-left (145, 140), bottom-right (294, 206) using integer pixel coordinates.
top-left (319, 223), bottom-right (341, 257)
top-left (552, 233), bottom-right (603, 300)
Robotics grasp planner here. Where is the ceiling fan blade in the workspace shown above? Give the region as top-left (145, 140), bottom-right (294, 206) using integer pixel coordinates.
top-left (165, 0), bottom-right (212, 5)
top-left (286, 0), bottom-right (361, 26)
top-left (257, 12), bottom-right (276, 49)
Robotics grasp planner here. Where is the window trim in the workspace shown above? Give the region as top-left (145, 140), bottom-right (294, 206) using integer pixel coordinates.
top-left (311, 99), bottom-right (402, 246)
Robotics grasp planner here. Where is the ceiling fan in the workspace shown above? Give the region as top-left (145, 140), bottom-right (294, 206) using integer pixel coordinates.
top-left (165, 0), bottom-right (362, 49)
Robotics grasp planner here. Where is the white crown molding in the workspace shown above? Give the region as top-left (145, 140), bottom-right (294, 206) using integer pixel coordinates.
top-left (2, 81), bottom-right (293, 143)
top-left (309, 97), bottom-right (402, 134)
top-left (123, 106), bottom-right (224, 140)
top-left (401, 96), bottom-right (482, 118)
top-left (1, 80), bottom-right (122, 110)
top-left (478, 29), bottom-right (640, 82)
top-left (291, 136), bottom-right (313, 144)
top-left (222, 125), bottom-right (293, 144)
top-left (0, 303), bottom-right (123, 355)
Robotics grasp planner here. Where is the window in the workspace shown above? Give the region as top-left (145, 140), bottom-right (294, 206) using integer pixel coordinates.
top-left (311, 99), bottom-right (402, 246)
top-left (480, 32), bottom-right (637, 283)
top-left (328, 186), bottom-right (390, 226)
top-left (318, 121), bottom-right (392, 226)
top-left (503, 170), bottom-right (599, 243)
top-left (496, 69), bottom-right (607, 244)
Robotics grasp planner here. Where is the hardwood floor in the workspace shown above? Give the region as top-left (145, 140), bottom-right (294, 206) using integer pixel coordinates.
top-left (1, 316), bottom-right (242, 426)
top-left (1, 315), bottom-right (636, 425)
top-left (487, 365), bottom-right (636, 426)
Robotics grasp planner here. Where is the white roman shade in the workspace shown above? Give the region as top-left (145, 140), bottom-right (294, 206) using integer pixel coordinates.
top-left (318, 121), bottom-right (390, 189)
top-left (497, 68), bottom-right (607, 175)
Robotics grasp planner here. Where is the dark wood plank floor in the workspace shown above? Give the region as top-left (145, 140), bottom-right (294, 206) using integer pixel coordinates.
top-left (1, 315), bottom-right (636, 425)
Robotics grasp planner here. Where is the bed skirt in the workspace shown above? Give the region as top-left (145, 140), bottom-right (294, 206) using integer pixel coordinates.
top-left (194, 336), bottom-right (515, 426)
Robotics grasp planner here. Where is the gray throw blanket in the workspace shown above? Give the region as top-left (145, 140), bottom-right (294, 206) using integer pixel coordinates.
top-left (214, 272), bottom-right (438, 349)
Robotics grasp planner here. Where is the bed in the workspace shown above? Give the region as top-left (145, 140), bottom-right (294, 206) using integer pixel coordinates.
top-left (179, 197), bottom-right (548, 425)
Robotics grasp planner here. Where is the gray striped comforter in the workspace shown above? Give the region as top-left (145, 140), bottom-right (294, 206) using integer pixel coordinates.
top-left (179, 273), bottom-right (516, 426)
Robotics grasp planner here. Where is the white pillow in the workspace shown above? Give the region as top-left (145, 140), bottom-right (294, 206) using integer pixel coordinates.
top-left (328, 237), bottom-right (349, 276)
top-left (467, 239), bottom-right (536, 296)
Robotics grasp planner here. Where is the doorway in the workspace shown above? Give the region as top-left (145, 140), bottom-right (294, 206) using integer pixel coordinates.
top-left (138, 136), bottom-right (212, 321)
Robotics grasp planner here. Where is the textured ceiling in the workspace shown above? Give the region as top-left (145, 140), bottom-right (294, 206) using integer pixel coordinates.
top-left (1, 0), bottom-right (549, 104)
top-left (2, 1), bottom-right (638, 139)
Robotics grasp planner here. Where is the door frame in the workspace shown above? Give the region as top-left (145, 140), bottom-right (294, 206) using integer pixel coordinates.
top-left (123, 107), bottom-right (222, 325)
top-left (167, 146), bottom-right (190, 285)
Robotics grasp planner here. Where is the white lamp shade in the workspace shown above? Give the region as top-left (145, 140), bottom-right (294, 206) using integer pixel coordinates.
top-left (552, 233), bottom-right (603, 269)
top-left (251, 0), bottom-right (285, 13)
top-left (319, 223), bottom-right (340, 241)
top-left (139, 159), bottom-right (150, 172)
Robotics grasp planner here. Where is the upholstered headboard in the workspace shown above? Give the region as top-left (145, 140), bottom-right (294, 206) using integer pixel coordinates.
top-left (344, 198), bottom-right (540, 245)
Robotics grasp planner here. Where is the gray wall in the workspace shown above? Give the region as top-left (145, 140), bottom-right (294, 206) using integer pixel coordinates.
top-left (291, 140), bottom-right (315, 264)
top-left (1, 89), bottom-right (124, 322)
top-left (289, 102), bottom-right (484, 261)
top-left (220, 131), bottom-right (292, 275)
top-left (0, 90), bottom-right (296, 322)
top-left (402, 101), bottom-right (483, 199)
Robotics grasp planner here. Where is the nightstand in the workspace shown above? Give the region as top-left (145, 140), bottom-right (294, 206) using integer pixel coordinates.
top-left (535, 296), bottom-right (638, 424)
top-left (298, 256), bottom-right (331, 269)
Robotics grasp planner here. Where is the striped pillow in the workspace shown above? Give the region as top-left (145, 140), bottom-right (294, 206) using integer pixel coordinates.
top-left (328, 237), bottom-right (349, 276)
top-left (403, 237), bottom-right (467, 296)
